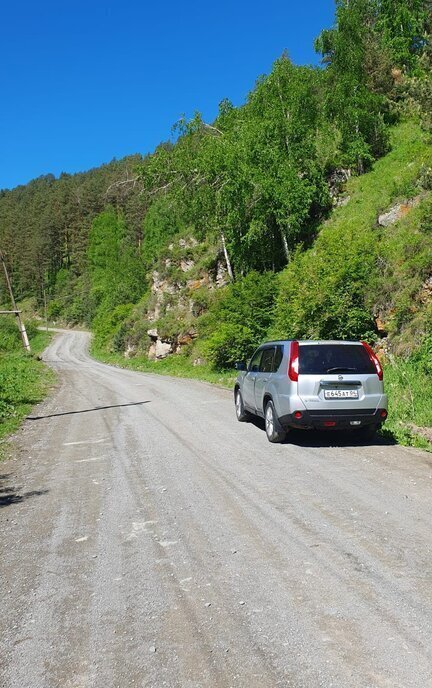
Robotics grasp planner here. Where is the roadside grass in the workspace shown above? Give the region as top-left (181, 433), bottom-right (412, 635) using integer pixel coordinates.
top-left (91, 344), bottom-right (236, 390)
top-left (0, 329), bottom-right (55, 458)
top-left (383, 360), bottom-right (432, 451)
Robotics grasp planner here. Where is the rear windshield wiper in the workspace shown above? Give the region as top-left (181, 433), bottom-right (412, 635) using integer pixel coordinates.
top-left (326, 367), bottom-right (357, 373)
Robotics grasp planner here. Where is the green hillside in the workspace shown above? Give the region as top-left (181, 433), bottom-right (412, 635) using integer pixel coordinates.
top-left (273, 121), bottom-right (432, 344)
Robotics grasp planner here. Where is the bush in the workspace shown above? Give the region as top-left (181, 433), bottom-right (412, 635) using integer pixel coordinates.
top-left (0, 318), bottom-right (37, 352)
top-left (200, 271), bottom-right (277, 368)
top-left (271, 232), bottom-right (377, 342)
top-left (92, 303), bottom-right (134, 349)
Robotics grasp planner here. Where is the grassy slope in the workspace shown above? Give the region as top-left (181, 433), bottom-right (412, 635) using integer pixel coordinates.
top-left (0, 330), bottom-right (55, 457)
top-left (328, 122), bottom-right (430, 235)
top-left (271, 121), bottom-right (432, 341)
top-left (93, 121), bottom-right (432, 450)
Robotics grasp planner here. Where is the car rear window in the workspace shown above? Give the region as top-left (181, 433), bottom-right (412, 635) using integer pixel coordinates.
top-left (299, 344), bottom-right (376, 375)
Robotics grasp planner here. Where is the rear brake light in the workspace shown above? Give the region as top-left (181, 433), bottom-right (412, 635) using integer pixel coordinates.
top-left (294, 411), bottom-right (302, 419)
top-left (380, 409), bottom-right (388, 419)
top-left (361, 341), bottom-right (383, 380)
top-left (288, 341), bottom-right (299, 381)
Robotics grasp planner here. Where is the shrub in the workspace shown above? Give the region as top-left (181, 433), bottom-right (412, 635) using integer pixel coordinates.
top-left (200, 271), bottom-right (277, 368)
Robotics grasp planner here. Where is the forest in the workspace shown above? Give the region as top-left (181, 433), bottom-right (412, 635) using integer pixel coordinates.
top-left (1, 0), bottom-right (431, 446)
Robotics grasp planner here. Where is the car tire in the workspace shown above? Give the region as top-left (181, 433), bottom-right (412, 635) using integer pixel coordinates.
top-left (235, 390), bottom-right (250, 422)
top-left (265, 400), bottom-right (286, 443)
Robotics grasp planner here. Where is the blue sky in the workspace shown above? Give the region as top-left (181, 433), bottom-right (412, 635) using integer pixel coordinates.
top-left (1, 0), bottom-right (335, 190)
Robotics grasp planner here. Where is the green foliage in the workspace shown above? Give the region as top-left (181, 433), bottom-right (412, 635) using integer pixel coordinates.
top-left (141, 197), bottom-right (184, 269)
top-left (315, 0), bottom-right (392, 172)
top-left (0, 155), bottom-right (145, 304)
top-left (420, 194), bottom-right (432, 232)
top-left (372, 191), bottom-right (432, 349)
top-left (271, 238), bottom-right (377, 341)
top-left (0, 317), bottom-right (36, 352)
top-left (401, 43), bottom-right (432, 131)
top-left (92, 302), bottom-right (135, 349)
top-left (86, 209), bottom-right (147, 346)
top-left (200, 272), bottom-right (277, 368)
top-left (272, 122), bottom-right (431, 342)
top-left (138, 57), bottom-right (332, 275)
top-left (88, 209), bottom-right (145, 307)
top-left (410, 334), bottom-right (432, 375)
top-left (375, 0), bottom-right (432, 72)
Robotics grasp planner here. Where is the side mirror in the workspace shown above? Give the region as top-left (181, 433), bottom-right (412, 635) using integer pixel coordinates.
top-left (234, 361), bottom-right (246, 371)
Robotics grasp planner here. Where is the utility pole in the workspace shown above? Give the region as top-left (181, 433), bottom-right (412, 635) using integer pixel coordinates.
top-left (0, 250), bottom-right (31, 352)
top-left (43, 288), bottom-right (48, 333)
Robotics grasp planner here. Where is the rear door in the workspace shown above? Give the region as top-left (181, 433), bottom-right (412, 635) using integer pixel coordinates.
top-left (297, 343), bottom-right (382, 411)
top-left (254, 347), bottom-right (276, 413)
top-left (242, 348), bottom-right (263, 411)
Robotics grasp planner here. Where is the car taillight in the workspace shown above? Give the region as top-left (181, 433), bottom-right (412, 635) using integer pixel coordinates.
top-left (361, 341), bottom-right (383, 380)
top-left (288, 340), bottom-right (299, 381)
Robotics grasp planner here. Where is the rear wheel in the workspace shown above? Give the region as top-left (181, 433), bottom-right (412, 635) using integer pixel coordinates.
top-left (360, 424), bottom-right (379, 441)
top-left (235, 390), bottom-right (250, 422)
top-left (265, 400), bottom-right (286, 443)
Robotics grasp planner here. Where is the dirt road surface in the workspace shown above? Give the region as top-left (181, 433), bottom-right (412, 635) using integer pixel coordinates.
top-left (1, 330), bottom-right (432, 688)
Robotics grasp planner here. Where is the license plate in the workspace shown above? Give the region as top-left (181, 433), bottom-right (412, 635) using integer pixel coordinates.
top-left (324, 389), bottom-right (359, 399)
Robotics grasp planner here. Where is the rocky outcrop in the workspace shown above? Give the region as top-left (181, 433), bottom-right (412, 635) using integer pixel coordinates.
top-left (328, 168), bottom-right (351, 207)
top-left (126, 236), bottom-right (231, 361)
top-left (215, 260), bottom-right (228, 287)
top-left (378, 196), bottom-right (422, 227)
top-left (147, 328), bottom-right (172, 360)
top-left (180, 258), bottom-right (194, 272)
top-left (148, 270), bottom-right (180, 321)
top-left (419, 275), bottom-right (432, 304)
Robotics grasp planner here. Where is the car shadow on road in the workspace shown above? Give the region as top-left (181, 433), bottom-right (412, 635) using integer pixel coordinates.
top-left (0, 474), bottom-right (48, 509)
top-left (248, 418), bottom-right (397, 448)
top-left (27, 400), bottom-right (151, 421)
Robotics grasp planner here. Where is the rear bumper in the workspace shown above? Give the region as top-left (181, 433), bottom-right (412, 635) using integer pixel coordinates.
top-left (279, 407), bottom-right (387, 431)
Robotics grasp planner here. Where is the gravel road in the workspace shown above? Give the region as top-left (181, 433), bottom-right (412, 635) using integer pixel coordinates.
top-left (1, 330), bottom-right (432, 688)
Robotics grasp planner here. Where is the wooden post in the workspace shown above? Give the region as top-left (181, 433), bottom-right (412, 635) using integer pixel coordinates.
top-left (0, 250), bottom-right (31, 352)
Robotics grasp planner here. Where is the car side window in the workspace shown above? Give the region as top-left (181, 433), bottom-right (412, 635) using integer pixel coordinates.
top-left (249, 349), bottom-right (262, 372)
top-left (273, 346), bottom-right (283, 372)
top-left (260, 347), bottom-right (276, 373)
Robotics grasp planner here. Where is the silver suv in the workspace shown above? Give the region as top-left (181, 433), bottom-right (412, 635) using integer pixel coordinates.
top-left (234, 340), bottom-right (388, 443)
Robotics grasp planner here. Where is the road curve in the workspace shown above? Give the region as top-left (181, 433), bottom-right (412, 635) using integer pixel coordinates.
top-left (1, 330), bottom-right (432, 688)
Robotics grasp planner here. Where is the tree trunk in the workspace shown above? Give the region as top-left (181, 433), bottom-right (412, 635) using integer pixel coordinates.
top-left (281, 230), bottom-right (290, 262)
top-left (220, 231), bottom-right (234, 281)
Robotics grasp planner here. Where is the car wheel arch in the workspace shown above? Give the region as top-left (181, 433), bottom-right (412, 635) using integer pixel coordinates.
top-left (263, 393), bottom-right (273, 412)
